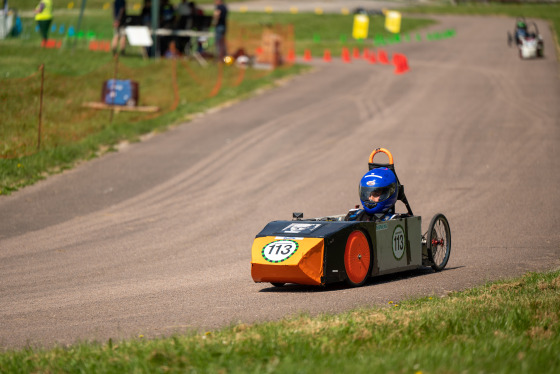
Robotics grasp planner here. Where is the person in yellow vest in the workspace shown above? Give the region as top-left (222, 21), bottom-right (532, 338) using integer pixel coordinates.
top-left (34, 0), bottom-right (53, 46)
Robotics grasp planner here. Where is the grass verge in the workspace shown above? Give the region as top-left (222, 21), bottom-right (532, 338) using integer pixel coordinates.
top-left (230, 12), bottom-right (436, 56)
top-left (0, 10), bottom-right (435, 195)
top-left (1, 269), bottom-right (559, 373)
top-left (0, 57), bottom-right (309, 194)
top-left (403, 2), bottom-right (560, 50)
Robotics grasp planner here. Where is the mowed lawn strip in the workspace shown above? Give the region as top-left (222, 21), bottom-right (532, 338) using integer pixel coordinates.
top-left (1, 11), bottom-right (434, 194)
top-left (1, 269), bottom-right (559, 373)
top-left (402, 2), bottom-right (560, 45)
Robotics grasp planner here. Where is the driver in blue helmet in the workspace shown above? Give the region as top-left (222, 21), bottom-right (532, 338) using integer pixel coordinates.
top-left (345, 167), bottom-right (399, 222)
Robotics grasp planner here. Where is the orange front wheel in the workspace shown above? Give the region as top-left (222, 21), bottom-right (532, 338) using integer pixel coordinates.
top-left (344, 231), bottom-right (372, 287)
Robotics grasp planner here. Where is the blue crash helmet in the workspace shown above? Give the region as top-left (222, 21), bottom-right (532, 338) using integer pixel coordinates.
top-left (359, 168), bottom-right (398, 214)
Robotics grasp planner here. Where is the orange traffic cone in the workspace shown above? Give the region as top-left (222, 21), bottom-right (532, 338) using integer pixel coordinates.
top-left (369, 53), bottom-right (377, 64)
top-left (353, 47), bottom-right (360, 59)
top-left (304, 49), bottom-right (312, 61)
top-left (286, 49), bottom-right (296, 63)
top-left (363, 48), bottom-right (370, 60)
top-left (393, 53), bottom-right (410, 74)
top-left (378, 49), bottom-right (389, 64)
top-left (323, 49), bottom-right (332, 62)
top-left (89, 41), bottom-right (99, 51)
top-left (342, 47), bottom-right (351, 63)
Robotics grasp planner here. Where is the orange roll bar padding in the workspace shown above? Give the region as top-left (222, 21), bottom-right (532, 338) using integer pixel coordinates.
top-left (368, 148), bottom-right (394, 164)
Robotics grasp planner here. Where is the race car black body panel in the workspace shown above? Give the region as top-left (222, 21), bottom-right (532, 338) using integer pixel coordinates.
top-left (252, 216), bottom-right (424, 285)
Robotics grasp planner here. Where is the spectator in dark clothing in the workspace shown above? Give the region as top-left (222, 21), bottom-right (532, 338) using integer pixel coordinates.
top-left (140, 0), bottom-right (153, 57)
top-left (177, 0), bottom-right (192, 21)
top-left (111, 0), bottom-right (127, 56)
top-left (159, 0), bottom-right (175, 28)
top-left (141, 0), bottom-right (152, 26)
top-left (212, 0), bottom-right (228, 61)
top-left (175, 0), bottom-right (192, 54)
top-left (159, 0), bottom-right (175, 55)
top-left (189, 1), bottom-right (203, 16)
top-left (189, 2), bottom-right (204, 53)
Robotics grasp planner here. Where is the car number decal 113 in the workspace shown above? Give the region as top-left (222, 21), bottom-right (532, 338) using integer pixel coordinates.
top-left (262, 240), bottom-right (299, 263)
top-left (392, 225), bottom-right (406, 260)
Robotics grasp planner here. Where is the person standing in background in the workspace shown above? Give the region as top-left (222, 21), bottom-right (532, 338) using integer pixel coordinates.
top-left (176, 0), bottom-right (192, 55)
top-left (140, 0), bottom-right (153, 57)
top-left (34, 0), bottom-right (53, 47)
top-left (158, 0), bottom-right (175, 55)
top-left (212, 0), bottom-right (227, 61)
top-left (189, 2), bottom-right (204, 54)
top-left (111, 0), bottom-right (127, 56)
top-left (176, 0), bottom-right (191, 21)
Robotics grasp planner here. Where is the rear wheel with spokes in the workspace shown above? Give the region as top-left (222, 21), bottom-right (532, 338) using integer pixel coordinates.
top-left (427, 214), bottom-right (451, 271)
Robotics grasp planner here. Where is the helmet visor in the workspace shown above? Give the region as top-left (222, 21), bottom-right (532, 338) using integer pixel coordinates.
top-left (360, 183), bottom-right (396, 203)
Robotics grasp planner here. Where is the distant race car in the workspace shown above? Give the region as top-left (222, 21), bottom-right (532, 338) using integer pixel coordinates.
top-left (251, 148), bottom-right (451, 288)
top-left (508, 17), bottom-right (544, 59)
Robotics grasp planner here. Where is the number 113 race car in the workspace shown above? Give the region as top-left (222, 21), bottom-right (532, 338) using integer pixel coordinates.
top-left (251, 148), bottom-right (451, 288)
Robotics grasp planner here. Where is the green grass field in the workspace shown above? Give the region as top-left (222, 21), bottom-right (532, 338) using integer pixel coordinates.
top-left (1, 269), bottom-right (559, 373)
top-left (402, 2), bottom-right (560, 47)
top-left (0, 10), bottom-right (434, 194)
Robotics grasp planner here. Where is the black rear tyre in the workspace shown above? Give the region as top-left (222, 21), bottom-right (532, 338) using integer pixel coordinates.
top-left (427, 214), bottom-right (451, 271)
top-left (537, 43), bottom-right (544, 58)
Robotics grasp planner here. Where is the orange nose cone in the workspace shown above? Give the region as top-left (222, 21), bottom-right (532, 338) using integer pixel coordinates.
top-left (251, 237), bottom-right (325, 285)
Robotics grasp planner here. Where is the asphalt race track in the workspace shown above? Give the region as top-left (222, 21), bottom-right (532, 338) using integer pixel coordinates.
top-left (1, 11), bottom-right (559, 349)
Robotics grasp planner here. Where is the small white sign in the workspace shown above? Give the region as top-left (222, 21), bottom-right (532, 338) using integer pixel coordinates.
top-left (125, 26), bottom-right (153, 47)
top-left (281, 223), bottom-right (322, 234)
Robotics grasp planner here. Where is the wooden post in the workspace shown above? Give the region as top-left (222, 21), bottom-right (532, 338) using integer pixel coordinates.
top-left (109, 53), bottom-right (119, 123)
top-left (37, 64), bottom-right (44, 150)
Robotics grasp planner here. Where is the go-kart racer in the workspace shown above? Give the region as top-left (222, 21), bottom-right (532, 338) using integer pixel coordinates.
top-left (509, 18), bottom-right (544, 59)
top-left (345, 167), bottom-right (399, 222)
top-left (515, 19), bottom-right (528, 45)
